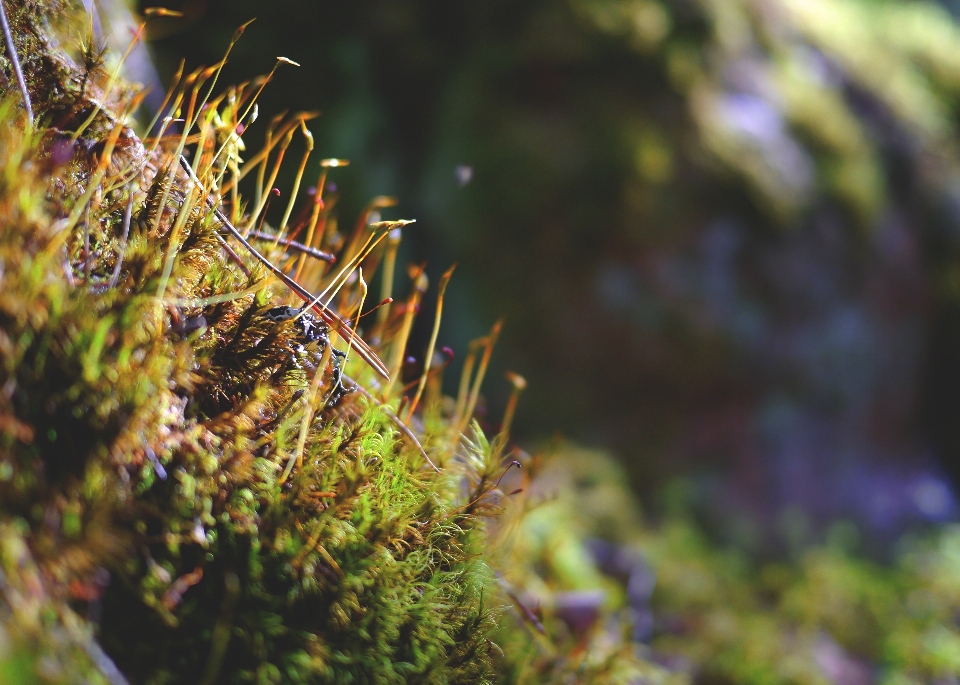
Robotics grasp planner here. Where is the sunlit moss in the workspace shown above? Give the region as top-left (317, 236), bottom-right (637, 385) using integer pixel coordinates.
top-left (0, 2), bottom-right (502, 682)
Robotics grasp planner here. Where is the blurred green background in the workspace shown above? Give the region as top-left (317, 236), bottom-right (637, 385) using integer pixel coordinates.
top-left (134, 0), bottom-right (960, 548)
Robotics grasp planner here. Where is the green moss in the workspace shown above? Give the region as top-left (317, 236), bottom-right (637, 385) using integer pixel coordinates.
top-left (0, 2), bottom-right (513, 681)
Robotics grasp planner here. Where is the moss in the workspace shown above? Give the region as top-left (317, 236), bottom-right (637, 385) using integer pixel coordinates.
top-left (9, 15), bottom-right (958, 679)
top-left (0, 1), bottom-right (683, 682)
top-left (0, 1), bottom-right (510, 681)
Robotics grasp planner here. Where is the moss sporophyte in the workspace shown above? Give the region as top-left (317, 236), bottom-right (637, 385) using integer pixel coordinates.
top-left (0, 2), bottom-right (681, 683)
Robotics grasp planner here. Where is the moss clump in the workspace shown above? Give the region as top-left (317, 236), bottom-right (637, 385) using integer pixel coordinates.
top-left (0, 2), bottom-right (506, 682)
top-left (0, 3), bottom-right (685, 684)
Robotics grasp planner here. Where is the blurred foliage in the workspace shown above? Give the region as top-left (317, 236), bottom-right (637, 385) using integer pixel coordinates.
top-left (506, 445), bottom-right (960, 685)
top-left (577, 0), bottom-right (960, 221)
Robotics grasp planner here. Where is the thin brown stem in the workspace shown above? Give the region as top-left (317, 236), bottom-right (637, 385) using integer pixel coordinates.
top-left (250, 231), bottom-right (335, 263)
top-left (107, 194), bottom-right (134, 288)
top-left (0, 0), bottom-right (32, 121)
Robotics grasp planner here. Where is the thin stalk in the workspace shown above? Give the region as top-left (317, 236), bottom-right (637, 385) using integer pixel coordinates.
top-left (143, 59), bottom-right (185, 141)
top-left (107, 194), bottom-right (134, 288)
top-left (280, 343), bottom-right (331, 485)
top-left (246, 123), bottom-right (297, 233)
top-left (155, 181), bottom-right (200, 299)
top-left (143, 87), bottom-right (187, 163)
top-left (341, 196), bottom-right (396, 267)
top-left (221, 113), bottom-right (298, 197)
top-left (250, 231), bottom-right (335, 263)
top-left (293, 192), bottom-right (324, 282)
top-left (236, 57), bottom-right (298, 136)
top-left (459, 319), bottom-right (503, 435)
top-left (375, 227), bottom-right (402, 333)
top-left (336, 268), bottom-right (368, 372)
top-left (166, 281), bottom-right (270, 309)
top-left (177, 156), bottom-right (391, 378)
top-left (83, 204), bottom-right (91, 282)
top-left (227, 90), bottom-right (249, 224)
top-left (0, 0), bottom-right (33, 122)
top-left (406, 264), bottom-right (456, 422)
top-left (293, 158), bottom-right (346, 283)
top-left (148, 77), bottom-right (202, 240)
top-left (207, 58), bottom-right (302, 176)
top-left (453, 339), bottom-right (482, 432)
top-left (253, 111), bottom-right (282, 212)
top-left (152, 82), bottom-right (205, 298)
top-left (304, 220), bottom-right (405, 318)
top-left (190, 19), bottom-right (256, 136)
top-left (276, 120), bottom-right (313, 239)
top-left (499, 371), bottom-right (527, 439)
top-left (382, 266), bottom-right (428, 400)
